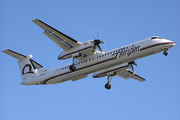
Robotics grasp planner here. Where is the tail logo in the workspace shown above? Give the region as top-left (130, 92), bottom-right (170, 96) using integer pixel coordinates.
top-left (22, 64), bottom-right (35, 75)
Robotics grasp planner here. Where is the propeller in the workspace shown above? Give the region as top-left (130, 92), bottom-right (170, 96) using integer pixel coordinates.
top-left (126, 61), bottom-right (138, 75)
top-left (89, 31), bottom-right (105, 54)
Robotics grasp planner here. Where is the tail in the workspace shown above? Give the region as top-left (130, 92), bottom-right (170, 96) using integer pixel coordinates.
top-left (3, 49), bottom-right (43, 81)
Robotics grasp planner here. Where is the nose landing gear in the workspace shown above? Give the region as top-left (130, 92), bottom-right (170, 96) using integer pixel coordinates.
top-left (163, 48), bottom-right (168, 56)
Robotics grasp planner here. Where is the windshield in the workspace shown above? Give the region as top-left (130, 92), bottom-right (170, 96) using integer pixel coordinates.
top-left (150, 36), bottom-right (163, 40)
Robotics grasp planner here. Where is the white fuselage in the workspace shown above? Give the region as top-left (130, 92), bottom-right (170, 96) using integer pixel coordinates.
top-left (22, 37), bottom-right (175, 85)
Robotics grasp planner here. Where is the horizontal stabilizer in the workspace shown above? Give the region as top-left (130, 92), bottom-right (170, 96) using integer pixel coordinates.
top-left (3, 49), bottom-right (43, 69)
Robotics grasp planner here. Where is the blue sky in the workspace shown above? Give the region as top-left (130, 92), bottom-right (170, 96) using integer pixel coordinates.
top-left (1, 0), bottom-right (180, 120)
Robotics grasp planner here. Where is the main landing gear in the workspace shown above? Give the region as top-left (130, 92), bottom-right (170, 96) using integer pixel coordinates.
top-left (163, 48), bottom-right (168, 56)
top-left (69, 54), bottom-right (81, 71)
top-left (69, 64), bottom-right (76, 71)
top-left (105, 73), bottom-right (116, 90)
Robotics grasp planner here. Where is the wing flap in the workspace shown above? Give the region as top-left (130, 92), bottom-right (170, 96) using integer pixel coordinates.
top-left (72, 74), bottom-right (88, 81)
top-left (116, 70), bottom-right (146, 82)
top-left (43, 30), bottom-right (70, 51)
top-left (32, 19), bottom-right (81, 51)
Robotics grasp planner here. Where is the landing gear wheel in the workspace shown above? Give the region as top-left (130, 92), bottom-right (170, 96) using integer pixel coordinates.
top-left (104, 75), bottom-right (115, 90)
top-left (163, 48), bottom-right (168, 56)
top-left (163, 51), bottom-right (168, 56)
top-left (69, 56), bottom-right (79, 71)
top-left (105, 83), bottom-right (111, 90)
top-left (69, 65), bottom-right (76, 71)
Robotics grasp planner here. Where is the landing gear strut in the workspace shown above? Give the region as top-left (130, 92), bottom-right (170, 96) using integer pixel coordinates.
top-left (105, 74), bottom-right (115, 90)
top-left (69, 57), bottom-right (77, 71)
top-left (163, 48), bottom-right (168, 56)
top-left (69, 54), bottom-right (81, 71)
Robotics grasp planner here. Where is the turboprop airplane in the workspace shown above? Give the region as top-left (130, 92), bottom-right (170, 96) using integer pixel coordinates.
top-left (3, 19), bottom-right (175, 90)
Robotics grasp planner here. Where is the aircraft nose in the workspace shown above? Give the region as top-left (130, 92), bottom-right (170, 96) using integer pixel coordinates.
top-left (164, 39), bottom-right (175, 49)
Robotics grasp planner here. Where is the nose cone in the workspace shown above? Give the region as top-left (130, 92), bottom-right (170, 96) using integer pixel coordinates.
top-left (167, 40), bottom-right (175, 49)
top-left (162, 39), bottom-right (175, 49)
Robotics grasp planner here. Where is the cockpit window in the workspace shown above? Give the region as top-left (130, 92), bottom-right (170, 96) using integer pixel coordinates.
top-left (150, 37), bottom-right (163, 40)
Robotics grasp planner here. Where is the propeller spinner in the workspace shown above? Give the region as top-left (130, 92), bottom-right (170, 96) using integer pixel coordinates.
top-left (89, 31), bottom-right (105, 54)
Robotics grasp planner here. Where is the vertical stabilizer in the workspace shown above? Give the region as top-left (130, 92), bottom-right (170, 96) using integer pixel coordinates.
top-left (2, 49), bottom-right (43, 81)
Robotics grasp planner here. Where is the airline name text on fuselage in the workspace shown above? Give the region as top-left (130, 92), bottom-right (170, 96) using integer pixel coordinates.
top-left (112, 45), bottom-right (141, 59)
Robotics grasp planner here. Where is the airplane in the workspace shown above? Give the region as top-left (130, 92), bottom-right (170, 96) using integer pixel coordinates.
top-left (2, 19), bottom-right (175, 90)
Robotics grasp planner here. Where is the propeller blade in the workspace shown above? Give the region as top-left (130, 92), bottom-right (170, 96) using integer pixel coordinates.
top-left (101, 41), bottom-right (105, 44)
top-left (90, 31), bottom-right (105, 55)
top-left (97, 31), bottom-right (100, 39)
top-left (131, 64), bottom-right (135, 75)
top-left (133, 62), bottom-right (138, 67)
top-left (90, 30), bottom-right (95, 40)
top-left (97, 44), bottom-right (103, 54)
top-left (94, 45), bottom-right (97, 54)
top-left (126, 64), bottom-right (130, 71)
top-left (88, 41), bottom-right (92, 44)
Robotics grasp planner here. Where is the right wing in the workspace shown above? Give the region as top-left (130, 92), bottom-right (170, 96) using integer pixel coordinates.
top-left (32, 19), bottom-right (82, 51)
top-left (116, 70), bottom-right (146, 82)
top-left (93, 63), bottom-right (146, 82)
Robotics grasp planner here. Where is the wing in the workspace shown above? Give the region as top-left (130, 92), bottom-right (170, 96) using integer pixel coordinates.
top-left (116, 70), bottom-right (145, 82)
top-left (32, 19), bottom-right (82, 51)
top-left (93, 63), bottom-right (145, 82)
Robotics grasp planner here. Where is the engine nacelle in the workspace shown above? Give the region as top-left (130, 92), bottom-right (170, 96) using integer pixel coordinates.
top-left (58, 41), bottom-right (94, 60)
top-left (93, 63), bottom-right (128, 78)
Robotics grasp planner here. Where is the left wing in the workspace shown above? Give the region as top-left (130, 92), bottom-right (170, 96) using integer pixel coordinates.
top-left (32, 19), bottom-right (82, 51)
